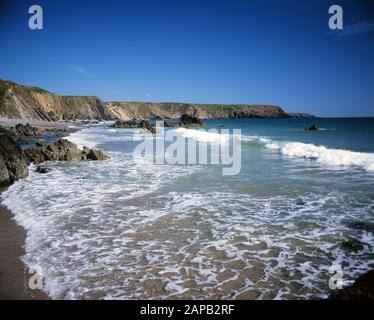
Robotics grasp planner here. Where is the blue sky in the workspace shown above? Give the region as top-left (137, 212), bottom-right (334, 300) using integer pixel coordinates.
top-left (0, 0), bottom-right (373, 117)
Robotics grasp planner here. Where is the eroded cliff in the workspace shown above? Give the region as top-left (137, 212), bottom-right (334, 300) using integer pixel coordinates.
top-left (0, 79), bottom-right (297, 121)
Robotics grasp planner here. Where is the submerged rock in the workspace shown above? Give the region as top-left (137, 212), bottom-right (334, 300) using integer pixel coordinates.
top-left (180, 114), bottom-right (205, 127)
top-left (334, 270), bottom-right (374, 300)
top-left (25, 139), bottom-right (109, 164)
top-left (36, 166), bottom-right (52, 174)
top-left (346, 221), bottom-right (374, 233)
top-left (341, 238), bottom-right (365, 252)
top-left (0, 132), bottom-right (29, 187)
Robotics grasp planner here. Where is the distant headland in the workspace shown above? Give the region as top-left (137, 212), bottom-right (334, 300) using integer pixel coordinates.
top-left (0, 79), bottom-right (315, 121)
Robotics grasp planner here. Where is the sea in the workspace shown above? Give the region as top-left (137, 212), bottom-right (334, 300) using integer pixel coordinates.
top-left (1, 118), bottom-right (374, 299)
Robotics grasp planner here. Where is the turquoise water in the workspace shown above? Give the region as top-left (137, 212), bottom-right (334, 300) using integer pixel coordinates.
top-left (1, 118), bottom-right (374, 299)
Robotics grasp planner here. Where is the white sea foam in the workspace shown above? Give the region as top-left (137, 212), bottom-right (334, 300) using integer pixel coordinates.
top-left (241, 135), bottom-right (374, 171)
top-left (173, 127), bottom-right (229, 143)
top-left (66, 127), bottom-right (134, 148)
top-left (275, 142), bottom-right (374, 171)
top-left (1, 125), bottom-right (373, 300)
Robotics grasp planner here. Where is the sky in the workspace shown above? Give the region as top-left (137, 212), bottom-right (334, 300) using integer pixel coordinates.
top-left (0, 0), bottom-right (373, 117)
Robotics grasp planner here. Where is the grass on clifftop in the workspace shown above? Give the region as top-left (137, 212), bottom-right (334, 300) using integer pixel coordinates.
top-left (0, 81), bottom-right (8, 112)
top-left (23, 86), bottom-right (49, 94)
top-left (107, 101), bottom-right (259, 118)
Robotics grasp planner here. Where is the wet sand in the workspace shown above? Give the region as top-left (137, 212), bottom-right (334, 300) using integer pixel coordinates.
top-left (0, 203), bottom-right (48, 299)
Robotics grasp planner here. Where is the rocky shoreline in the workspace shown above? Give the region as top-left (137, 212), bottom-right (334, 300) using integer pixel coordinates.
top-left (0, 122), bottom-right (109, 187)
top-left (0, 120), bottom-right (109, 299)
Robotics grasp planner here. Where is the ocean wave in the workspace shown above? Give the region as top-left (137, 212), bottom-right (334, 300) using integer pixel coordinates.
top-left (66, 127), bottom-right (134, 148)
top-left (241, 135), bottom-right (374, 171)
top-left (173, 128), bottom-right (229, 143)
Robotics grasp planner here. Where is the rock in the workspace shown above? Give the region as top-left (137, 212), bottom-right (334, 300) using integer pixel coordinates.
top-left (35, 139), bottom-right (48, 147)
top-left (0, 132), bottom-right (29, 187)
top-left (346, 221), bottom-right (374, 233)
top-left (180, 114), bottom-right (205, 127)
top-left (155, 121), bottom-right (179, 128)
top-left (85, 148), bottom-right (109, 160)
top-left (110, 119), bottom-right (138, 129)
top-left (110, 119), bottom-right (156, 133)
top-left (15, 123), bottom-right (43, 137)
top-left (305, 124), bottom-right (318, 131)
top-left (334, 270), bottom-right (374, 300)
top-left (0, 123), bottom-right (44, 144)
top-left (138, 120), bottom-right (156, 134)
top-left (25, 139), bottom-right (109, 164)
top-left (36, 166), bottom-right (52, 174)
top-left (24, 148), bottom-right (46, 164)
top-left (341, 238), bottom-right (365, 252)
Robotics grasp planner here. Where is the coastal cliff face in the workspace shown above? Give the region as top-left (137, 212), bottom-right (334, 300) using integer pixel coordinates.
top-left (105, 102), bottom-right (290, 120)
top-left (1, 79), bottom-right (295, 121)
top-left (0, 80), bottom-right (113, 121)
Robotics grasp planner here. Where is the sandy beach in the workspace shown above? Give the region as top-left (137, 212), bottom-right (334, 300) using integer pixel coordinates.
top-left (0, 202), bottom-right (48, 299)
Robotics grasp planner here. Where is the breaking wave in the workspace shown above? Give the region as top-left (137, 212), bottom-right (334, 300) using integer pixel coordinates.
top-left (241, 135), bottom-right (374, 171)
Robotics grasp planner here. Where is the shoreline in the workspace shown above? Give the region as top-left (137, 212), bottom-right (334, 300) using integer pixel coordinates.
top-left (0, 118), bottom-right (84, 300)
top-left (0, 118), bottom-right (373, 299)
top-left (0, 201), bottom-right (48, 300)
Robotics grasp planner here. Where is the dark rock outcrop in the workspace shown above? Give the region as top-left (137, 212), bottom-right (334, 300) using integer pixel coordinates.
top-left (138, 120), bottom-right (156, 134)
top-left (36, 166), bottom-right (52, 174)
top-left (5, 123), bottom-right (44, 144)
top-left (0, 132), bottom-right (29, 187)
top-left (334, 270), bottom-right (374, 300)
top-left (15, 123), bottom-right (43, 137)
top-left (305, 124), bottom-right (318, 131)
top-left (110, 119), bottom-right (138, 129)
top-left (180, 114), bottom-right (205, 127)
top-left (155, 121), bottom-right (179, 128)
top-left (110, 119), bottom-right (156, 134)
top-left (84, 147), bottom-right (109, 160)
top-left (25, 139), bottom-right (109, 164)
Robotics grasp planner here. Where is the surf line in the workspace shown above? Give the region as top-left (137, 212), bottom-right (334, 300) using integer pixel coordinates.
top-left (139, 304), bottom-right (174, 318)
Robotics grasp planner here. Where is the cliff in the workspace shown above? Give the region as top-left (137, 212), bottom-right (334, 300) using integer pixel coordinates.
top-left (105, 102), bottom-right (290, 120)
top-left (0, 80), bottom-right (113, 121)
top-left (0, 79), bottom-right (299, 121)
